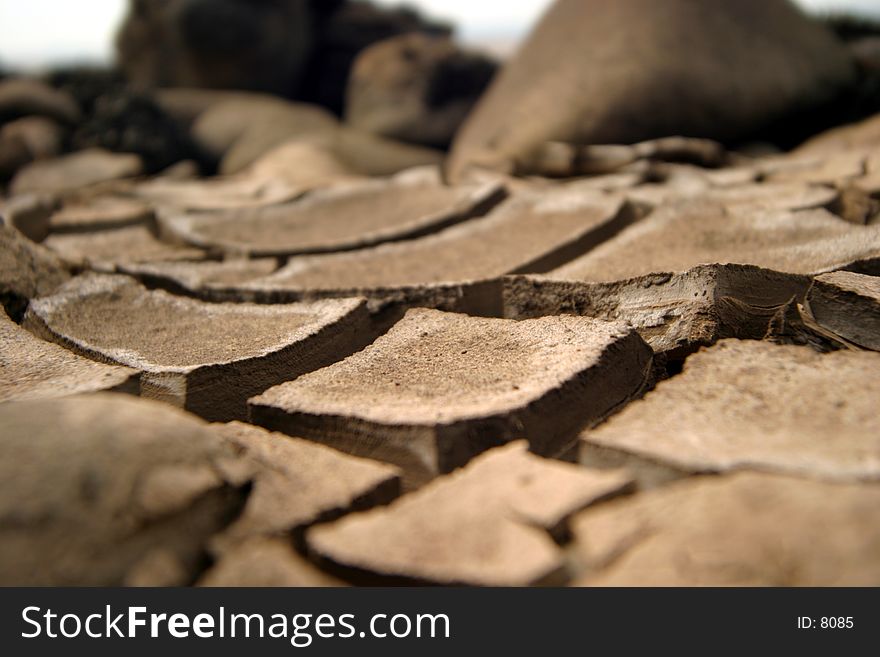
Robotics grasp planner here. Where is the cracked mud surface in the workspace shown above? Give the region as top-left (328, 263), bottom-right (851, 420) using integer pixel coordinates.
top-left (2, 3), bottom-right (880, 585)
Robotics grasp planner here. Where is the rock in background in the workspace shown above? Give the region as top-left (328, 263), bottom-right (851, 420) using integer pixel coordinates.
top-left (115, 0), bottom-right (455, 114)
top-left (447, 0), bottom-right (859, 180)
top-left (346, 33), bottom-right (497, 148)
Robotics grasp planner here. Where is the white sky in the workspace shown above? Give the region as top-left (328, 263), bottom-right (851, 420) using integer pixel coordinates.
top-left (0, 0), bottom-right (877, 69)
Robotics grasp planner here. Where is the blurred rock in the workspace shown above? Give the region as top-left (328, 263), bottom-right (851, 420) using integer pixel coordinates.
top-left (0, 78), bottom-right (80, 125)
top-left (1, 117), bottom-right (65, 162)
top-left (820, 12), bottom-right (880, 43)
top-left (42, 225), bottom-right (205, 271)
top-left (181, 91), bottom-right (339, 173)
top-left (33, 68), bottom-right (198, 174)
top-left (158, 159), bottom-right (199, 179)
top-left (10, 148), bottom-right (143, 196)
top-left (131, 136), bottom-right (353, 212)
top-left (347, 33), bottom-right (497, 148)
top-left (49, 196), bottom-right (155, 234)
top-left (851, 37), bottom-right (880, 72)
top-left (571, 471), bottom-right (880, 586)
top-left (157, 89), bottom-right (442, 176)
top-left (448, 0), bottom-right (856, 180)
top-left (116, 0), bottom-right (313, 97)
top-left (796, 111), bottom-right (880, 153)
top-left (0, 118), bottom-right (66, 181)
top-left (116, 1), bottom-right (452, 117)
top-left (0, 131), bottom-right (30, 180)
top-left (47, 68), bottom-right (131, 118)
top-left (72, 88), bottom-right (197, 173)
top-left (304, 1), bottom-right (452, 115)
top-left (118, 259), bottom-right (279, 299)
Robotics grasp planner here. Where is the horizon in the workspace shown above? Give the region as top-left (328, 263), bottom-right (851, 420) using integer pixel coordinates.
top-left (0, 0), bottom-right (878, 70)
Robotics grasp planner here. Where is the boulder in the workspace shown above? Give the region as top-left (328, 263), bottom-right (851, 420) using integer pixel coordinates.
top-left (447, 0), bottom-right (856, 180)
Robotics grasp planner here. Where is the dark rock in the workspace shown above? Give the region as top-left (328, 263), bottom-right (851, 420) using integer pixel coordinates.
top-left (116, 0), bottom-right (452, 117)
top-left (72, 88), bottom-right (198, 173)
top-left (116, 0), bottom-right (314, 97)
top-left (301, 0), bottom-right (452, 115)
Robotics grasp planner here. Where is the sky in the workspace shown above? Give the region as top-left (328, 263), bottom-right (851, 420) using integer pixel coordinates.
top-left (0, 0), bottom-right (878, 69)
